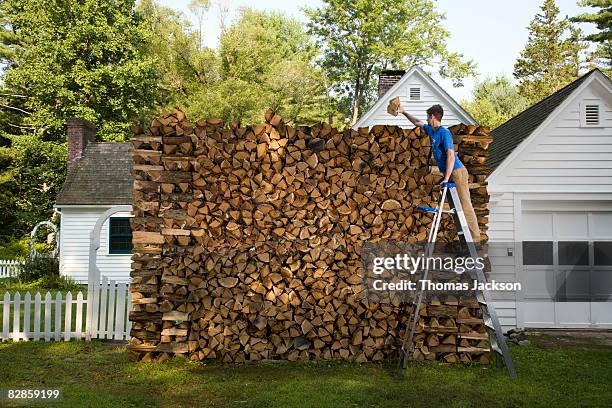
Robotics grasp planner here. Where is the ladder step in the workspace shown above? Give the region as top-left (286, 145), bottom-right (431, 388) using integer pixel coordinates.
top-left (458, 346), bottom-right (491, 353)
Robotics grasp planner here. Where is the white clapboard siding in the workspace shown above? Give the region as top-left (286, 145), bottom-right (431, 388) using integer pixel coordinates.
top-left (0, 260), bottom-right (24, 278)
top-left (487, 196), bottom-right (518, 333)
top-left (59, 207), bottom-right (133, 283)
top-left (0, 280), bottom-right (131, 342)
top-left (354, 66), bottom-right (475, 129)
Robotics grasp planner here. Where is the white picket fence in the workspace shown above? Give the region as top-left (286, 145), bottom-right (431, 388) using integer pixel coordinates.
top-left (0, 276), bottom-right (132, 342)
top-left (0, 259), bottom-right (24, 278)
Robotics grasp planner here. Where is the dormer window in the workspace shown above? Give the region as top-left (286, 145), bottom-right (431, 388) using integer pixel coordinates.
top-left (581, 103), bottom-right (600, 127)
top-left (409, 87), bottom-right (421, 101)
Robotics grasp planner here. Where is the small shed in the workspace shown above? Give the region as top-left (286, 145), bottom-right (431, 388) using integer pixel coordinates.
top-left (353, 66), bottom-right (477, 129)
top-left (54, 119), bottom-right (133, 283)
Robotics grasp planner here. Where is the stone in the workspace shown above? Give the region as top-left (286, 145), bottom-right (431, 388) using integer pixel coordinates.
top-left (294, 336), bottom-right (311, 351)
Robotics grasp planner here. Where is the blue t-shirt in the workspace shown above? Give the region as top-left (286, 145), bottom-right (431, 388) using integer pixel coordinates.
top-left (422, 124), bottom-right (463, 173)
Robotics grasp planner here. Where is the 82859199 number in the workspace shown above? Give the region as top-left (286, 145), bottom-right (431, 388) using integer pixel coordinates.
top-left (2, 388), bottom-right (62, 401)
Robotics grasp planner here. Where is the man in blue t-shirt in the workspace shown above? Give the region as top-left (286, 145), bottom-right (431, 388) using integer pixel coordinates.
top-left (396, 103), bottom-right (481, 242)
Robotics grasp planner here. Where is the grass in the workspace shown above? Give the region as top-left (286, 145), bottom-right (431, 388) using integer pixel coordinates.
top-left (0, 337), bottom-right (611, 407)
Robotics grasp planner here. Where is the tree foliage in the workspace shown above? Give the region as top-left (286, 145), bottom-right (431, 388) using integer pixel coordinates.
top-left (304, 0), bottom-right (477, 126)
top-left (514, 0), bottom-right (588, 102)
top-left (1, 0), bottom-right (161, 142)
top-left (0, 135), bottom-right (66, 241)
top-left (137, 0), bottom-right (219, 109)
top-left (571, 0), bottom-right (612, 76)
top-left (461, 76), bottom-right (531, 129)
top-left (181, 7), bottom-right (334, 126)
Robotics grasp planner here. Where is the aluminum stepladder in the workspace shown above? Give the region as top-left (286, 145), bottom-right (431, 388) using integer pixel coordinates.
top-left (399, 181), bottom-right (517, 378)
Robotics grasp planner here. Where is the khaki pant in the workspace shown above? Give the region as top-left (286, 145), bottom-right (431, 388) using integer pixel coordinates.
top-left (450, 166), bottom-right (481, 242)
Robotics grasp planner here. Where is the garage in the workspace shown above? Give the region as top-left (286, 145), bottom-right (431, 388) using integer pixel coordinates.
top-left (486, 69), bottom-right (612, 330)
top-left (520, 201), bottom-right (612, 328)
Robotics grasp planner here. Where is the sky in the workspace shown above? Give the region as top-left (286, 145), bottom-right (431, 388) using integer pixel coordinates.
top-left (157, 0), bottom-right (598, 102)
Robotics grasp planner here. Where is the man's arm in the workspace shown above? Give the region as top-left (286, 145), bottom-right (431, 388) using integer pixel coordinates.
top-left (443, 149), bottom-right (454, 182)
top-left (442, 130), bottom-right (455, 183)
top-left (397, 105), bottom-right (424, 127)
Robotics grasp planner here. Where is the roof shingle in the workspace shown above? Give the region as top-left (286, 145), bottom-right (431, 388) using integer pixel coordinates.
top-left (55, 142), bottom-right (133, 206)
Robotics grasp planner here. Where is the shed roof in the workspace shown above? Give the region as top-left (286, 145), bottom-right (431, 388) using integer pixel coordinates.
top-left (55, 142), bottom-right (133, 206)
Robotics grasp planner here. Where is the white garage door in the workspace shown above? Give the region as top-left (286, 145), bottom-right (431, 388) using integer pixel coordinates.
top-left (521, 205), bottom-right (612, 328)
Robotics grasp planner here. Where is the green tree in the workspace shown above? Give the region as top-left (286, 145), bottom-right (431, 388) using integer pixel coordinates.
top-left (138, 0), bottom-right (219, 109)
top-left (1, 0), bottom-right (161, 142)
top-left (304, 0), bottom-right (477, 126)
top-left (0, 135), bottom-right (66, 241)
top-left (189, 0), bottom-right (210, 51)
top-left (187, 7), bottom-right (334, 126)
top-left (514, 0), bottom-right (588, 102)
top-left (461, 76), bottom-right (531, 129)
top-left (0, 2), bottom-right (21, 66)
top-left (571, 0), bottom-right (612, 76)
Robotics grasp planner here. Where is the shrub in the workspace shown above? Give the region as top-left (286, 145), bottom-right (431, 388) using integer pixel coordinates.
top-left (0, 236), bottom-right (29, 259)
top-left (19, 255), bottom-right (60, 282)
top-left (0, 275), bottom-right (82, 292)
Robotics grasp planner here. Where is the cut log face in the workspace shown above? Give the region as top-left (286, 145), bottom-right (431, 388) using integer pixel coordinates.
top-left (128, 108), bottom-right (492, 364)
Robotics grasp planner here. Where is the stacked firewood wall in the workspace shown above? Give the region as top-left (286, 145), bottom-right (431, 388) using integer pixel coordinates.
top-left (127, 108), bottom-right (493, 364)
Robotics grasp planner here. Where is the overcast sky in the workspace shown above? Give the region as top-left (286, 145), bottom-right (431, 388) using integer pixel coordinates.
top-left (157, 0), bottom-right (598, 102)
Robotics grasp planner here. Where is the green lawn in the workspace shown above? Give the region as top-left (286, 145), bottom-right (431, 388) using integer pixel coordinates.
top-left (0, 336), bottom-right (611, 407)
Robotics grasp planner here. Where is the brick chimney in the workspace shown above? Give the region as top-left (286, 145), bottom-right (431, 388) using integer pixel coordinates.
top-left (378, 69), bottom-right (406, 98)
top-left (67, 118), bottom-right (95, 173)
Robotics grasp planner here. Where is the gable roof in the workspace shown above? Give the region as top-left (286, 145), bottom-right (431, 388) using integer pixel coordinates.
top-left (55, 142), bottom-right (133, 206)
top-left (487, 69), bottom-right (601, 169)
top-left (353, 65), bottom-right (477, 129)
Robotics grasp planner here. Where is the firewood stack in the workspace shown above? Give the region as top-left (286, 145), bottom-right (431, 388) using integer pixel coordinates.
top-left (127, 108), bottom-right (493, 364)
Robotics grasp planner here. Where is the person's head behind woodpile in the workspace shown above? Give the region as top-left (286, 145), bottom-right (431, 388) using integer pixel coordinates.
top-left (426, 104), bottom-right (444, 121)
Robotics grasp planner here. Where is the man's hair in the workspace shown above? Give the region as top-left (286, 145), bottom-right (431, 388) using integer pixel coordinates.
top-left (426, 104), bottom-right (444, 121)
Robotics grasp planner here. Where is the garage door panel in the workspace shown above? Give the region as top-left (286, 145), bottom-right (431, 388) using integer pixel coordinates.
top-left (556, 302), bottom-right (591, 325)
top-left (556, 212), bottom-right (588, 238)
top-left (590, 212), bottom-right (612, 239)
top-left (591, 270), bottom-right (612, 300)
top-left (558, 270), bottom-right (591, 300)
top-left (591, 303), bottom-right (612, 325)
top-left (522, 212), bottom-right (553, 239)
top-left (523, 268), bottom-right (557, 299)
top-left (523, 302), bottom-right (555, 327)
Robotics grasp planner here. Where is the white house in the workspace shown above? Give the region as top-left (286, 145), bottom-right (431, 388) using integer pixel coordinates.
top-left (487, 68), bottom-right (612, 330)
top-left (54, 119), bottom-right (133, 283)
top-left (353, 66), bottom-right (477, 129)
